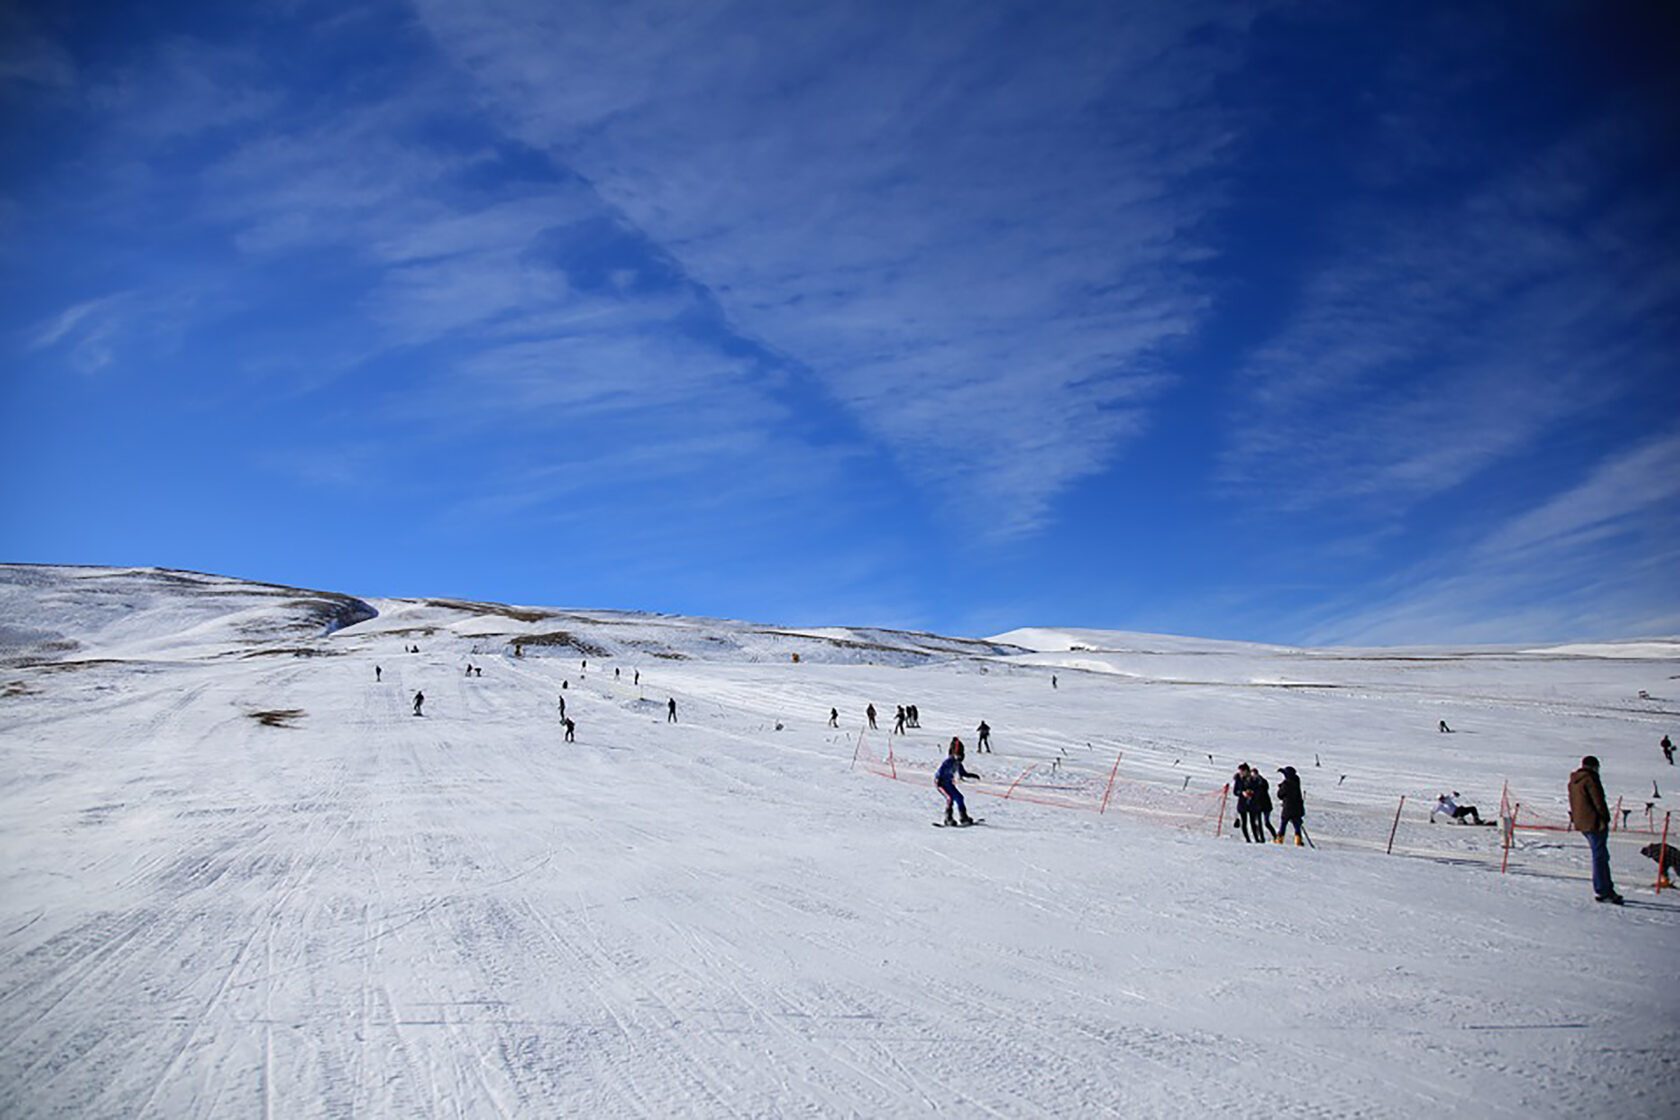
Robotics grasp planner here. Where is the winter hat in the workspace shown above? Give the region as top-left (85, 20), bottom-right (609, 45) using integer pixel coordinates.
top-left (1581, 755), bottom-right (1600, 770)
top-left (1279, 765), bottom-right (1296, 775)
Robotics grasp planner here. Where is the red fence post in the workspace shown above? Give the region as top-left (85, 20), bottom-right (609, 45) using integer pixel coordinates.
top-left (1099, 751), bottom-right (1123, 815)
top-left (1658, 812), bottom-right (1672, 892)
top-left (1387, 795), bottom-right (1406, 855)
top-left (1003, 764), bottom-right (1035, 801)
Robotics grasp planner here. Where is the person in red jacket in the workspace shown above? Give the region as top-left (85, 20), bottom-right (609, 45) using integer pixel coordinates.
top-left (1569, 755), bottom-right (1622, 904)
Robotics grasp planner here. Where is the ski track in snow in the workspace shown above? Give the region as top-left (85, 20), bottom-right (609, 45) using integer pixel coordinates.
top-left (1, 569), bottom-right (1678, 1117)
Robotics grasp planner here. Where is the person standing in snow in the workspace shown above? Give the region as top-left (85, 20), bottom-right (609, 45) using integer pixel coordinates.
top-left (936, 738), bottom-right (978, 826)
top-left (828, 707), bottom-right (839, 728)
top-left (976, 720), bottom-right (991, 752)
top-left (1251, 768), bottom-right (1279, 841)
top-left (563, 717), bottom-right (576, 743)
top-left (893, 706), bottom-right (906, 734)
top-left (412, 691), bottom-right (425, 717)
top-left (1232, 764), bottom-right (1257, 842)
top-left (1275, 766), bottom-right (1306, 845)
top-left (1662, 734), bottom-right (1674, 765)
top-left (908, 704), bottom-right (919, 728)
top-left (558, 694), bottom-right (566, 720)
top-left (667, 697), bottom-right (677, 723)
top-left (375, 665), bottom-right (381, 682)
top-left (1569, 756), bottom-right (1622, 904)
top-left (866, 703), bottom-right (877, 730)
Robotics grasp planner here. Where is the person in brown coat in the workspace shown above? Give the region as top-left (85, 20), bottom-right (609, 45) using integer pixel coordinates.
top-left (1568, 755), bottom-right (1622, 904)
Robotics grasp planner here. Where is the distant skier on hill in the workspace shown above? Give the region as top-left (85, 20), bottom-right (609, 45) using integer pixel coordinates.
top-left (893, 706), bottom-right (906, 734)
top-left (558, 694), bottom-right (566, 719)
top-left (563, 718), bottom-right (576, 743)
top-left (936, 739), bottom-right (978, 826)
top-left (1439, 720), bottom-right (1453, 733)
top-left (375, 665), bottom-right (381, 682)
top-left (907, 704), bottom-right (919, 728)
top-left (1275, 767), bottom-right (1306, 845)
top-left (1662, 734), bottom-right (1674, 765)
top-left (828, 708), bottom-right (838, 728)
top-left (866, 704), bottom-right (877, 730)
top-left (976, 720), bottom-right (991, 752)
top-left (412, 691), bottom-right (425, 717)
top-left (667, 697), bottom-right (677, 723)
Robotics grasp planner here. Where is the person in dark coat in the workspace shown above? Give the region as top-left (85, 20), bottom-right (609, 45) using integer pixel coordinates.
top-left (1232, 765), bottom-right (1256, 842)
top-left (828, 707), bottom-right (838, 728)
top-left (667, 697), bottom-right (678, 723)
top-left (412, 690), bottom-right (425, 717)
top-left (563, 717), bottom-right (576, 743)
top-left (1276, 766), bottom-right (1305, 845)
top-left (893, 706), bottom-right (906, 734)
top-left (1662, 734), bottom-right (1674, 765)
top-left (866, 703), bottom-right (877, 730)
top-left (1251, 770), bottom-right (1279, 841)
top-left (936, 738), bottom-right (978, 826)
top-left (976, 720), bottom-right (991, 752)
top-left (1569, 755), bottom-right (1622, 904)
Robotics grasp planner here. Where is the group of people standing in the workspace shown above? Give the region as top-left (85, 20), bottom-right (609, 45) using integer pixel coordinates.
top-left (1232, 763), bottom-right (1306, 845)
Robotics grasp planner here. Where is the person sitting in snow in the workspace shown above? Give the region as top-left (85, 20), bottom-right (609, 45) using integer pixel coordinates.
top-left (1430, 792), bottom-right (1483, 825)
top-left (936, 738), bottom-right (978, 826)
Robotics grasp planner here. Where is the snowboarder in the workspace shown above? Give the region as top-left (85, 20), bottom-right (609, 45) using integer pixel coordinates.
top-left (1569, 756), bottom-right (1622, 904)
top-left (667, 697), bottom-right (677, 723)
top-left (412, 691), bottom-right (425, 717)
top-left (1438, 720), bottom-right (1452, 733)
top-left (936, 738), bottom-right (978, 826)
top-left (893, 706), bottom-right (906, 734)
top-left (558, 694), bottom-right (566, 719)
top-left (1275, 766), bottom-right (1306, 845)
top-left (976, 720), bottom-right (991, 752)
top-left (1430, 792), bottom-right (1483, 824)
top-left (866, 704), bottom-right (877, 730)
top-left (828, 708), bottom-right (838, 728)
top-left (563, 717), bottom-right (576, 743)
top-left (375, 665), bottom-right (381, 682)
top-left (1662, 734), bottom-right (1674, 765)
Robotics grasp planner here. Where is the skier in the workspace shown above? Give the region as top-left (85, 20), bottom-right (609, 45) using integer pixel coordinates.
top-left (667, 697), bottom-right (677, 723)
top-left (465, 664), bottom-right (474, 677)
top-left (1438, 720), bottom-right (1452, 733)
top-left (563, 717), bottom-right (576, 743)
top-left (1275, 766), bottom-right (1306, 845)
top-left (1569, 756), bottom-right (1622, 904)
top-left (375, 665), bottom-right (381, 682)
top-left (412, 691), bottom-right (425, 717)
top-left (558, 694), bottom-right (566, 719)
top-left (866, 703), bottom-right (877, 730)
top-left (1052, 675), bottom-right (1058, 689)
top-left (976, 720), bottom-right (991, 752)
top-left (907, 704), bottom-right (919, 728)
top-left (634, 670), bottom-right (640, 686)
top-left (1430, 792), bottom-right (1483, 824)
top-left (1662, 734), bottom-right (1674, 765)
top-left (936, 738), bottom-right (978, 826)
top-left (1251, 768), bottom-right (1279, 840)
top-left (828, 708), bottom-right (838, 728)
top-left (893, 706), bottom-right (906, 734)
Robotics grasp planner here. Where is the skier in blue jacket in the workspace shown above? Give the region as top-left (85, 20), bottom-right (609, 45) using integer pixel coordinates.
top-left (936, 738), bottom-right (978, 826)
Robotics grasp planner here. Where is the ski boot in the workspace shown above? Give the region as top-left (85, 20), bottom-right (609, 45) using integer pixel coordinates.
top-left (943, 807), bottom-right (956, 827)
top-left (1295, 835), bottom-right (1304, 847)
top-left (958, 810), bottom-right (975, 826)
top-left (1274, 834), bottom-right (1284, 845)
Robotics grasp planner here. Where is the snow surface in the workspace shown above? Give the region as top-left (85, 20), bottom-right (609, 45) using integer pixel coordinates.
top-left (2, 566), bottom-right (1678, 1118)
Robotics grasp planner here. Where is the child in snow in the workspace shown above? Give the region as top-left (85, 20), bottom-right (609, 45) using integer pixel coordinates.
top-left (936, 738), bottom-right (978, 826)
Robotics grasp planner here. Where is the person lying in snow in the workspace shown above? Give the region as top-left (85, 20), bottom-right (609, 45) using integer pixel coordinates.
top-left (1430, 793), bottom-right (1483, 824)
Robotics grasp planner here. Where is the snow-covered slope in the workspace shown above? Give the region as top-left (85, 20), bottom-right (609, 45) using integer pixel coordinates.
top-left (2, 566), bottom-right (1677, 1117)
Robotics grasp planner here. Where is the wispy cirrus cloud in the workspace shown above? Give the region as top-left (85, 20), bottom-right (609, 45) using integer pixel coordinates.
top-left (410, 0), bottom-right (1261, 537)
top-left (1222, 119), bottom-right (1675, 517)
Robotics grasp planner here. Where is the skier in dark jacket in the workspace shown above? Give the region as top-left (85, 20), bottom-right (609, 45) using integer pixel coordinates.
top-left (1276, 766), bottom-right (1305, 845)
top-left (866, 703), bottom-right (877, 730)
top-left (412, 691), bottom-right (425, 717)
top-left (936, 738), bottom-right (978, 826)
top-left (976, 720), bottom-right (991, 752)
top-left (667, 697), bottom-right (677, 723)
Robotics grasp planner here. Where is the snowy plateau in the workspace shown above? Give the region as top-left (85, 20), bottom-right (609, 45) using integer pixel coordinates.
top-left (1, 564), bottom-right (1677, 1119)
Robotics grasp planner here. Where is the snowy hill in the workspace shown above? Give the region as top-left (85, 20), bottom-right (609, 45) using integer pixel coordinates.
top-left (2, 565), bottom-right (1677, 1117)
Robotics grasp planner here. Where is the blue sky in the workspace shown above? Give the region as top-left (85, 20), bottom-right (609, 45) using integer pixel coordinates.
top-left (3, 0), bottom-right (1677, 644)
